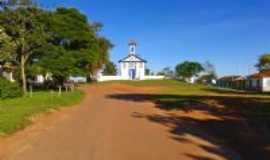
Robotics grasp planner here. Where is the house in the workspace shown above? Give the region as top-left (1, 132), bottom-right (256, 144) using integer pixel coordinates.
top-left (0, 62), bottom-right (15, 82)
top-left (216, 75), bottom-right (246, 90)
top-left (246, 70), bottom-right (270, 92)
top-left (97, 40), bottom-right (164, 82)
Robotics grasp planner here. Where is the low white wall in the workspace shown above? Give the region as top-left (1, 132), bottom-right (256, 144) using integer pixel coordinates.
top-left (97, 76), bottom-right (129, 82)
top-left (263, 77), bottom-right (270, 92)
top-left (142, 76), bottom-right (165, 80)
top-left (69, 76), bottom-right (87, 83)
top-left (97, 75), bottom-right (165, 82)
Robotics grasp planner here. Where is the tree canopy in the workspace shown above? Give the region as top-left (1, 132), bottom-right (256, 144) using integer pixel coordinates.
top-left (102, 61), bottom-right (117, 75)
top-left (157, 67), bottom-right (174, 78)
top-left (0, 26), bottom-right (15, 61)
top-left (197, 61), bottom-right (217, 84)
top-left (175, 61), bottom-right (204, 80)
top-left (256, 53), bottom-right (270, 71)
top-left (0, 7), bottom-right (50, 92)
top-left (0, 5), bottom-right (113, 92)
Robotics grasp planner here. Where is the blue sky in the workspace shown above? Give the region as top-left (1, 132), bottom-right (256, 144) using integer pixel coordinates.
top-left (39, 0), bottom-right (270, 76)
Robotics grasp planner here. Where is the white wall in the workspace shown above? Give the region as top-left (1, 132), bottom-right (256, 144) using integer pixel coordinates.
top-left (36, 75), bottom-right (45, 83)
top-left (120, 62), bottom-right (130, 79)
top-left (69, 76), bottom-right (87, 83)
top-left (120, 62), bottom-right (145, 80)
top-left (263, 77), bottom-right (270, 92)
top-left (97, 75), bottom-right (164, 82)
top-left (97, 60), bottom-right (164, 82)
top-left (3, 72), bottom-right (15, 82)
top-left (97, 75), bottom-right (129, 82)
top-left (143, 75), bottom-right (165, 80)
top-left (135, 62), bottom-right (145, 80)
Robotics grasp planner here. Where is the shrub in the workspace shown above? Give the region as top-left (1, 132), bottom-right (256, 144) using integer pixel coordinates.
top-left (0, 77), bottom-right (22, 99)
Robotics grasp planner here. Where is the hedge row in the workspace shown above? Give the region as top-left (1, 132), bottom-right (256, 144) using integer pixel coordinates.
top-left (0, 77), bottom-right (22, 99)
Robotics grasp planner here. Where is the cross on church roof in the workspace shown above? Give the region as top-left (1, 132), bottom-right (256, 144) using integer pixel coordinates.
top-left (128, 39), bottom-right (137, 46)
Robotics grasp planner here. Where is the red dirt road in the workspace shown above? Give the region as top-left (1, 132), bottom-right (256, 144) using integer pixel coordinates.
top-left (0, 84), bottom-right (239, 160)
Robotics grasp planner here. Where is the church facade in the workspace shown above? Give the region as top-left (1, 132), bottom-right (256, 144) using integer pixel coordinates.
top-left (97, 40), bottom-right (164, 82)
top-left (119, 40), bottom-right (146, 80)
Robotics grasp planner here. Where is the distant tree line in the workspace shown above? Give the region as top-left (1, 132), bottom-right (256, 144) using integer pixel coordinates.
top-left (156, 61), bottom-right (217, 85)
top-left (163, 52), bottom-right (270, 84)
top-left (0, 0), bottom-right (113, 94)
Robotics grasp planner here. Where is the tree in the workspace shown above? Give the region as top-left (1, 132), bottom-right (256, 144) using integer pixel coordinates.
top-left (0, 7), bottom-right (49, 93)
top-left (46, 7), bottom-right (113, 81)
top-left (197, 61), bottom-right (217, 84)
top-left (34, 7), bottom-right (113, 84)
top-left (0, 0), bottom-right (34, 8)
top-left (175, 61), bottom-right (204, 82)
top-left (0, 5), bottom-right (112, 91)
top-left (88, 37), bottom-right (113, 79)
top-left (145, 68), bottom-right (150, 75)
top-left (0, 26), bottom-right (15, 61)
top-left (196, 73), bottom-right (217, 84)
top-left (102, 61), bottom-right (117, 75)
top-left (256, 53), bottom-right (270, 71)
top-left (202, 61), bottom-right (216, 75)
top-left (157, 67), bottom-right (174, 78)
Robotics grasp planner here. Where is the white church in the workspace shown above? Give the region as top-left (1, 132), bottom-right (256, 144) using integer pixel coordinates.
top-left (97, 40), bottom-right (164, 81)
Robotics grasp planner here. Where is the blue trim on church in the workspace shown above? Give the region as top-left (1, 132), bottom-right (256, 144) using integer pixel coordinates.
top-left (119, 54), bottom-right (147, 63)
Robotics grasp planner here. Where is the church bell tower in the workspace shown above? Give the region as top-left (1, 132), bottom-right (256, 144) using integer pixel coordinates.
top-left (129, 40), bottom-right (137, 55)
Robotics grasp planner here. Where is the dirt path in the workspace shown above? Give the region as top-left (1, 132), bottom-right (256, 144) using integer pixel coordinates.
top-left (0, 84), bottom-right (239, 160)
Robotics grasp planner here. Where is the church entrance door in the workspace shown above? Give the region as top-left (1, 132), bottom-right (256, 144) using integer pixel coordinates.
top-left (129, 69), bottom-right (136, 80)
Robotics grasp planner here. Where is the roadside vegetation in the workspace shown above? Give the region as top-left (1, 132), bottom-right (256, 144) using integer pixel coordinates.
top-left (0, 77), bottom-right (22, 99)
top-left (0, 0), bottom-right (111, 135)
top-left (0, 90), bottom-right (83, 135)
top-left (0, 0), bottom-right (113, 94)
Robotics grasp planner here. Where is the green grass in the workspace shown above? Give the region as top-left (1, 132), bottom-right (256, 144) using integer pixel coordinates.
top-left (0, 91), bottom-right (84, 136)
top-left (105, 80), bottom-right (270, 116)
top-left (103, 79), bottom-right (269, 97)
top-left (102, 79), bottom-right (208, 92)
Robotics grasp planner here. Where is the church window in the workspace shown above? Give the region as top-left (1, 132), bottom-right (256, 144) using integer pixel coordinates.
top-left (129, 62), bottom-right (135, 68)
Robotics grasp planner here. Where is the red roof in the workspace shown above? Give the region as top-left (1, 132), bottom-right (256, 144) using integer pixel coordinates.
top-left (248, 70), bottom-right (270, 79)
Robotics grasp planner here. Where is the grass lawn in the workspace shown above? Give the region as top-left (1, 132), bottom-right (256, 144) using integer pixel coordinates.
top-left (107, 80), bottom-right (270, 116)
top-left (104, 79), bottom-right (270, 96)
top-left (0, 91), bottom-right (84, 136)
top-left (106, 80), bottom-right (270, 159)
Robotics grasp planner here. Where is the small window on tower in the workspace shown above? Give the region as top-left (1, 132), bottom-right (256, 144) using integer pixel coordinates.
top-left (131, 47), bottom-right (134, 53)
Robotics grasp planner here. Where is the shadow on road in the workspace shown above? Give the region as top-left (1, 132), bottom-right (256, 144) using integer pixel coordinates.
top-left (107, 93), bottom-right (270, 160)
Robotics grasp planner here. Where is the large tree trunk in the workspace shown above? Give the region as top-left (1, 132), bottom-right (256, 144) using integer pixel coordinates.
top-left (21, 55), bottom-right (27, 94)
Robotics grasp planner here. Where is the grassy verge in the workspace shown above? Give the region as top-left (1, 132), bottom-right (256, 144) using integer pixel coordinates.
top-left (0, 90), bottom-right (84, 136)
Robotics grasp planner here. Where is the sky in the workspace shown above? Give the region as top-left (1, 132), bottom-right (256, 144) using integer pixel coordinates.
top-left (39, 0), bottom-right (270, 76)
